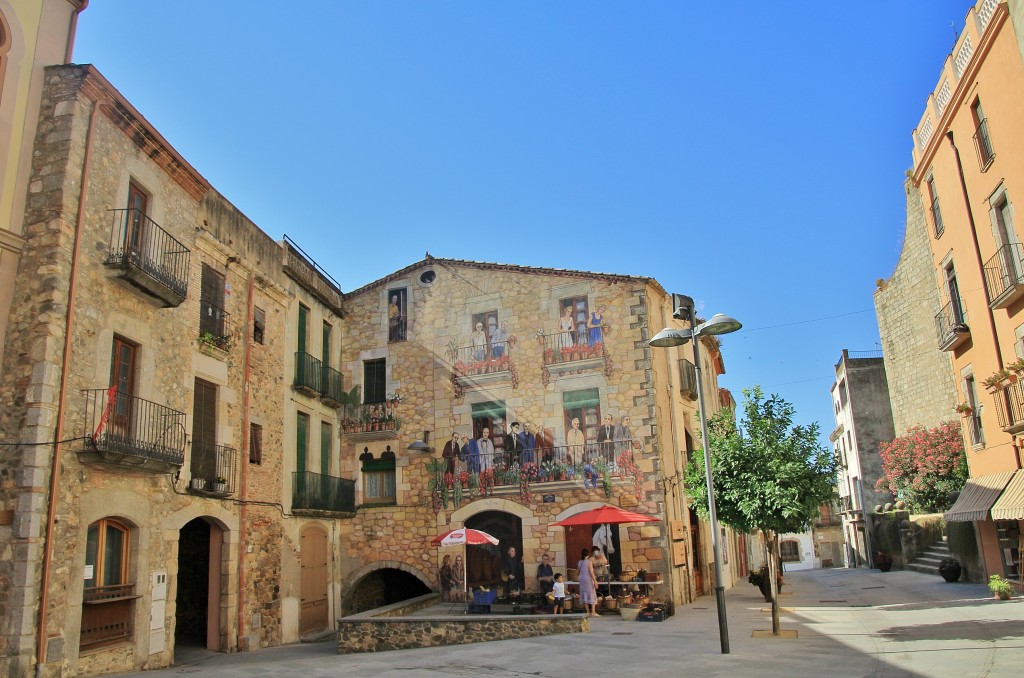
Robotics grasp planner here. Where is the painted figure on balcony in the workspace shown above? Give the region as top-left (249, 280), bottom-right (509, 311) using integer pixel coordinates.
top-left (472, 322), bottom-right (487, 361)
top-left (588, 306), bottom-right (606, 346)
top-left (505, 422), bottom-right (523, 468)
top-left (567, 417), bottom-right (585, 465)
top-left (597, 414), bottom-right (615, 460)
top-left (614, 415), bottom-right (635, 455)
top-left (442, 432), bottom-right (461, 475)
top-left (478, 427), bottom-right (495, 472)
top-left (491, 321), bottom-right (509, 359)
top-left (558, 306), bottom-right (575, 349)
top-left (520, 422), bottom-right (537, 464)
top-left (462, 434), bottom-right (480, 474)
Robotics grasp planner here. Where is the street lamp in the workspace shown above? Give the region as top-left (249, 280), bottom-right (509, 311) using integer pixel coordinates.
top-left (648, 294), bottom-right (741, 655)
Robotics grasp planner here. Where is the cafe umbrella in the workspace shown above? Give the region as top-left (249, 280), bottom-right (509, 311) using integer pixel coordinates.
top-left (431, 528), bottom-right (500, 605)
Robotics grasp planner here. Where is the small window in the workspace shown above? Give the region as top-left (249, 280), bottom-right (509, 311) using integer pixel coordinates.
top-left (200, 264), bottom-right (227, 341)
top-left (419, 270), bottom-right (436, 285)
top-left (780, 540), bottom-right (801, 563)
top-left (361, 448), bottom-right (396, 505)
top-left (363, 358), bottom-right (386, 403)
top-left (560, 296), bottom-right (590, 345)
top-left (388, 288), bottom-right (407, 343)
top-left (253, 307), bottom-right (265, 345)
top-left (249, 423), bottom-right (263, 465)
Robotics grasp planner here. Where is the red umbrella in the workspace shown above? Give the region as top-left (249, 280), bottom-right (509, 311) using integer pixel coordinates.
top-left (550, 505), bottom-right (659, 527)
top-left (431, 528), bottom-right (500, 604)
top-left (431, 528), bottom-right (500, 546)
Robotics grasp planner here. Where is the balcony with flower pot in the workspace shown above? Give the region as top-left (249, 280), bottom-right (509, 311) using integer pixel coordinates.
top-left (984, 361), bottom-right (1024, 434)
top-left (935, 299), bottom-right (969, 352)
top-left (538, 332), bottom-right (610, 384)
top-left (446, 340), bottom-right (519, 397)
top-left (341, 402), bottom-right (401, 442)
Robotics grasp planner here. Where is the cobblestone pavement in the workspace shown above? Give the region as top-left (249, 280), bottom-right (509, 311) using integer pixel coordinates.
top-left (114, 567), bottom-right (1024, 677)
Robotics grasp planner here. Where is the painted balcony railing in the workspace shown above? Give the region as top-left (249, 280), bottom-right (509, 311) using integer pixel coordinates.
top-left (105, 208), bottom-right (190, 307)
top-left (340, 402), bottom-right (401, 436)
top-left (448, 341), bottom-right (519, 397)
top-left (538, 332), bottom-right (610, 384)
top-left (188, 441), bottom-right (237, 495)
top-left (82, 388), bottom-right (186, 468)
top-left (983, 243), bottom-right (1024, 309)
top-left (292, 471), bottom-right (356, 514)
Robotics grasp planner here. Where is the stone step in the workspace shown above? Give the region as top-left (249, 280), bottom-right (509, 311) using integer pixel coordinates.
top-left (906, 561), bottom-right (939, 575)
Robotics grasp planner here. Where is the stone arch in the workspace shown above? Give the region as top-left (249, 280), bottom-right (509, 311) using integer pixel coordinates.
top-left (342, 558), bottom-right (432, 592)
top-left (450, 496), bottom-right (535, 526)
top-left (162, 499), bottom-right (239, 536)
top-left (340, 559), bottom-right (433, 616)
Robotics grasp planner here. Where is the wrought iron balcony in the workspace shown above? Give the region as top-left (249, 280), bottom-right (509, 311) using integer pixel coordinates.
top-left (188, 441), bottom-right (237, 496)
top-left (105, 208), bottom-right (189, 307)
top-left (81, 388), bottom-right (185, 471)
top-left (983, 243), bottom-right (1024, 309)
top-left (935, 299), bottom-right (970, 351)
top-left (678, 358), bottom-right (697, 400)
top-left (292, 471), bottom-right (356, 514)
top-left (974, 118), bottom-right (996, 170)
top-left (320, 364), bottom-right (344, 406)
top-left (838, 495), bottom-right (858, 515)
top-left (294, 351), bottom-right (323, 396)
top-left (930, 197), bottom-right (944, 238)
top-left (199, 300), bottom-right (229, 349)
top-left (282, 236), bottom-right (343, 314)
top-left (992, 379), bottom-right (1024, 434)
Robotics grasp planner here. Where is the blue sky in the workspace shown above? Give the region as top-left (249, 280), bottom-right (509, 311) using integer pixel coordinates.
top-left (73, 1), bottom-right (975, 444)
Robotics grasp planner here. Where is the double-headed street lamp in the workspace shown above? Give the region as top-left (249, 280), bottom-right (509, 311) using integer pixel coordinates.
top-left (649, 293), bottom-right (741, 655)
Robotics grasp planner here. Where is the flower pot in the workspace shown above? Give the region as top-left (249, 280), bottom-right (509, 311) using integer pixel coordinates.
top-left (190, 478), bottom-right (204, 490)
top-left (939, 564), bottom-right (962, 583)
top-left (213, 482), bottom-right (227, 493)
top-left (877, 561), bottom-right (892, 572)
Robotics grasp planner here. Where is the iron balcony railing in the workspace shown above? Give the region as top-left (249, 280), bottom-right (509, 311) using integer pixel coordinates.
top-left (930, 197), bottom-right (944, 238)
top-left (388, 316), bottom-right (407, 343)
top-left (292, 471), bottom-right (356, 513)
top-left (983, 243), bottom-right (1024, 308)
top-left (321, 363), bottom-right (344, 405)
top-left (282, 236), bottom-right (344, 314)
top-left (974, 118), bottom-right (996, 169)
top-left (199, 299), bottom-right (229, 344)
top-left (935, 298), bottom-right (969, 349)
top-left (294, 351), bottom-right (323, 395)
top-left (839, 495), bottom-right (857, 514)
top-left (82, 388), bottom-right (186, 465)
top-left (539, 331), bottom-right (606, 365)
top-left (189, 441), bottom-right (237, 494)
top-left (678, 358), bottom-right (697, 399)
top-left (340, 402), bottom-right (400, 433)
top-left (449, 438), bottom-right (639, 481)
top-left (105, 208), bottom-right (190, 303)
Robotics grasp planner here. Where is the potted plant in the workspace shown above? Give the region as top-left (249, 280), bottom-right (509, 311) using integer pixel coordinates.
top-left (954, 402), bottom-right (973, 416)
top-left (988, 574), bottom-right (1015, 600)
top-left (1009, 357), bottom-right (1024, 374)
top-left (190, 477), bottom-right (205, 490)
top-left (938, 557), bottom-right (962, 582)
top-left (213, 476), bottom-right (227, 492)
top-left (874, 551), bottom-right (893, 572)
top-left (747, 566), bottom-right (783, 602)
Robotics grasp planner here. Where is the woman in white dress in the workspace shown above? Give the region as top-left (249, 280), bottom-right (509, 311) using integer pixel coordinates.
top-left (558, 306), bottom-right (575, 350)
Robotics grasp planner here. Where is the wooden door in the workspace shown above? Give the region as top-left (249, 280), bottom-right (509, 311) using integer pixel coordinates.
top-left (299, 526), bottom-right (328, 634)
top-left (109, 337), bottom-right (137, 441)
top-left (689, 515), bottom-right (704, 595)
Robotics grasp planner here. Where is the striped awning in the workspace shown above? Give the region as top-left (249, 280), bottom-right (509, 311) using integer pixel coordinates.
top-left (944, 471), bottom-right (1016, 522)
top-left (991, 469), bottom-right (1024, 521)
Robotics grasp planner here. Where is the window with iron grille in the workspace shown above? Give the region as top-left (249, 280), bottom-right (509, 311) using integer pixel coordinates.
top-left (200, 264), bottom-right (226, 338)
top-left (253, 306), bottom-right (265, 345)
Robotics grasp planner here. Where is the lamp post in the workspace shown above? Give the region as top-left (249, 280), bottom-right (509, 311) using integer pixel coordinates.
top-left (649, 293), bottom-right (741, 655)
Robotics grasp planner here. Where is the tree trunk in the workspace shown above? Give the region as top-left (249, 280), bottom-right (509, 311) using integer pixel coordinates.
top-left (767, 531), bottom-right (781, 635)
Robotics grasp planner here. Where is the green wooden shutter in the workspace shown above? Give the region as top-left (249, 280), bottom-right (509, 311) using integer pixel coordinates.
top-left (322, 322), bottom-right (331, 367)
top-left (296, 412), bottom-right (308, 473)
top-left (298, 304), bottom-right (309, 353)
top-left (320, 421), bottom-right (331, 476)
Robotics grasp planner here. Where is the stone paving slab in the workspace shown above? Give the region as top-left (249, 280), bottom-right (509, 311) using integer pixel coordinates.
top-left (112, 568), bottom-right (1024, 677)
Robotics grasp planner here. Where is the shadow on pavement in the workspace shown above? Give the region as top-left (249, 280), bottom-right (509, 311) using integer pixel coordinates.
top-left (878, 617), bottom-right (1024, 643)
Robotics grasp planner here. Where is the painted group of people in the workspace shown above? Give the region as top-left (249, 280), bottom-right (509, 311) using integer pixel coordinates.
top-left (557, 305), bottom-right (606, 349)
top-left (471, 321), bottom-right (511, 361)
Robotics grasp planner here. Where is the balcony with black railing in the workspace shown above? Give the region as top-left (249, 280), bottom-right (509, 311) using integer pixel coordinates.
top-left (188, 441), bottom-right (237, 496)
top-left (294, 351), bottom-right (323, 397)
top-left (538, 332), bottom-right (609, 383)
top-left (292, 471), bottom-right (356, 515)
top-left (340, 402), bottom-right (401, 441)
top-left (282, 236), bottom-right (344, 314)
top-left (983, 243), bottom-right (1024, 310)
top-left (105, 208), bottom-right (190, 307)
top-left (447, 341), bottom-right (518, 395)
top-left (81, 388), bottom-right (186, 471)
top-left (678, 358), bottom-right (697, 400)
top-left (198, 300), bottom-right (230, 353)
top-left (320, 364), bottom-right (344, 406)
top-left (935, 298), bottom-right (970, 351)
top-left (974, 118), bottom-right (996, 170)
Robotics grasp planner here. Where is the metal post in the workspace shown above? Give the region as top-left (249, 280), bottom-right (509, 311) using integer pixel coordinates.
top-left (687, 304), bottom-right (731, 654)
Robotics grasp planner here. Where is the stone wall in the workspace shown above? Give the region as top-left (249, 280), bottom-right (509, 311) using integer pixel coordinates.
top-left (337, 615), bottom-right (587, 654)
top-left (874, 179), bottom-right (957, 434)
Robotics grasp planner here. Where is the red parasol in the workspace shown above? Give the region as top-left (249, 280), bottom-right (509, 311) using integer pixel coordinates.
top-left (550, 505), bottom-right (660, 527)
top-left (431, 527), bottom-right (500, 546)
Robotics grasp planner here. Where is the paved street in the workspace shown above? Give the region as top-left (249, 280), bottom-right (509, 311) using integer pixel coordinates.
top-left (117, 568), bottom-right (1024, 678)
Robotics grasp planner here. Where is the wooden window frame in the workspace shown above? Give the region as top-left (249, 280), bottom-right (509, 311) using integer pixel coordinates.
top-left (253, 306), bottom-right (265, 345)
top-left (81, 518), bottom-right (135, 650)
top-left (780, 539), bottom-right (801, 563)
top-left (249, 422), bottom-right (263, 465)
top-left (363, 358), bottom-right (387, 404)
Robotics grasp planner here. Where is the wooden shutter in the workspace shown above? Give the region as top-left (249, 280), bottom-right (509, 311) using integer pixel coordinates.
top-left (298, 304), bottom-right (309, 353)
top-left (320, 421), bottom-right (331, 476)
top-left (296, 412), bottom-right (308, 473)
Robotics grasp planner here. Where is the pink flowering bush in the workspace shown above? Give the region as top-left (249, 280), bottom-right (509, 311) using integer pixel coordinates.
top-left (875, 421), bottom-right (968, 513)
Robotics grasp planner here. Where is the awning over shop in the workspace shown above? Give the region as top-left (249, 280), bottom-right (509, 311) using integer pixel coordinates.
top-left (944, 471), bottom-right (1016, 522)
top-left (991, 469), bottom-right (1024, 521)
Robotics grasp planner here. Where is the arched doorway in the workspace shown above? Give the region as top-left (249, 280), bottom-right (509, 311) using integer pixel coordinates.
top-left (299, 525), bottom-right (328, 635)
top-left (465, 510), bottom-right (522, 591)
top-left (175, 518), bottom-right (222, 650)
top-left (345, 568), bottom-right (430, 614)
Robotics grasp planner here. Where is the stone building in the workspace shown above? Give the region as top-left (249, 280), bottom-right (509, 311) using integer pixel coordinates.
top-left (0, 64), bottom-right (354, 676)
top-left (335, 257), bottom-right (745, 614)
top-left (877, 0), bottom-right (1024, 580)
top-left (829, 350), bottom-right (896, 567)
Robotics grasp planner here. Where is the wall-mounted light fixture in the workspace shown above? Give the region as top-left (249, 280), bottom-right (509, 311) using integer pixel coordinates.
top-left (407, 431), bottom-right (433, 452)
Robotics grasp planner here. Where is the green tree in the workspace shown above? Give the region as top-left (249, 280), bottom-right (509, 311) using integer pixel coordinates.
top-left (685, 386), bottom-right (837, 635)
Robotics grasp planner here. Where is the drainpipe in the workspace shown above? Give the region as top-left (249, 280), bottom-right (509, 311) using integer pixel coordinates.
top-left (36, 96), bottom-right (100, 677)
top-left (236, 271), bottom-right (254, 651)
top-left (64, 1), bottom-right (90, 64)
top-left (946, 131), bottom-right (1005, 368)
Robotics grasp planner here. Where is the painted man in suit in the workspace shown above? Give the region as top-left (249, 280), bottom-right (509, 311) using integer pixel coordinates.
top-left (519, 422), bottom-right (537, 464)
top-left (505, 422), bottom-right (524, 468)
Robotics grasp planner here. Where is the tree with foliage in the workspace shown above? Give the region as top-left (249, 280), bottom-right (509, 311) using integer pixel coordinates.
top-left (686, 386), bottom-right (837, 635)
top-left (874, 421), bottom-right (967, 513)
